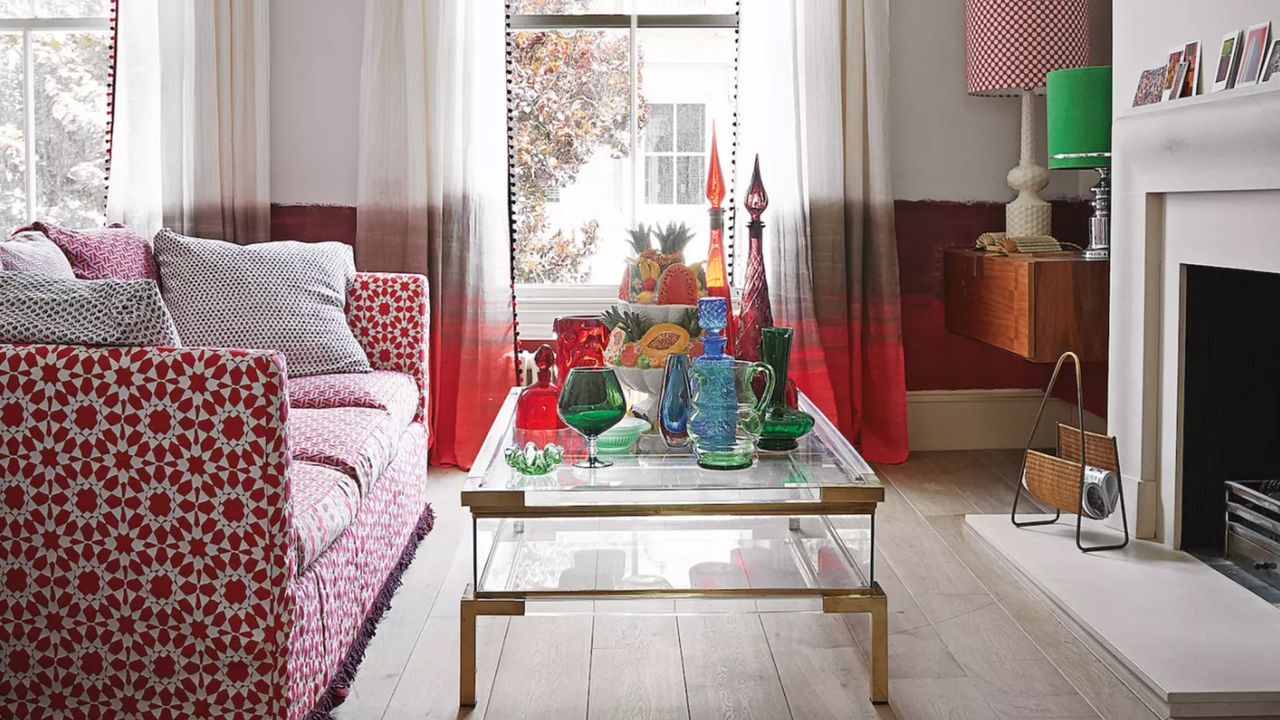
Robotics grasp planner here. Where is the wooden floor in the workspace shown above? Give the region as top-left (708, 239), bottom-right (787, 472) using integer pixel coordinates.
top-left (334, 450), bottom-right (1158, 720)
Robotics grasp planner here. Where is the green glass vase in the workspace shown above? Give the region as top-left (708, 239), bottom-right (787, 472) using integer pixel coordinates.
top-left (759, 327), bottom-right (814, 451)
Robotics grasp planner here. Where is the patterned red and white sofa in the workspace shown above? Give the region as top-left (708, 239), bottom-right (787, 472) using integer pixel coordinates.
top-left (0, 272), bottom-right (431, 719)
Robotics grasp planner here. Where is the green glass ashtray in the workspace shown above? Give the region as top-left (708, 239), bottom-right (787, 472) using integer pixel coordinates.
top-left (759, 405), bottom-right (815, 452)
top-left (504, 442), bottom-right (564, 476)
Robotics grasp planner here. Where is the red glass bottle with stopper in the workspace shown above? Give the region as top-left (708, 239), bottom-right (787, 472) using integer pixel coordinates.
top-left (704, 125), bottom-right (736, 356)
top-left (515, 344), bottom-right (566, 430)
top-left (737, 154), bottom-right (773, 361)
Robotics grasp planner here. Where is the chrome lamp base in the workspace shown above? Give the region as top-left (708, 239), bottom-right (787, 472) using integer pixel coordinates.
top-left (1084, 167), bottom-right (1110, 260)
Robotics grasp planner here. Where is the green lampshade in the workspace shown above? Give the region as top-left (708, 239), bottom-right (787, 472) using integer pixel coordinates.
top-left (1047, 66), bottom-right (1111, 170)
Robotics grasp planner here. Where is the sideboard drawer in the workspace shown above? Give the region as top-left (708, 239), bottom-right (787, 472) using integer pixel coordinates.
top-left (944, 248), bottom-right (1108, 363)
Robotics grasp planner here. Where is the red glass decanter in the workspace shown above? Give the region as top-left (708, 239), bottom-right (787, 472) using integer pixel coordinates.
top-left (737, 155), bottom-right (773, 361)
top-left (704, 125), bottom-right (736, 356)
top-left (515, 344), bottom-right (566, 430)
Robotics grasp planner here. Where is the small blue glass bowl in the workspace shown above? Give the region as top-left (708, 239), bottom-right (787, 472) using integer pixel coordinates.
top-left (597, 416), bottom-right (649, 454)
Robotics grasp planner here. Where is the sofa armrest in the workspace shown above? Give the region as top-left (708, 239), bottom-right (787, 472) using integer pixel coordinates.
top-left (0, 344), bottom-right (295, 717)
top-left (347, 272), bottom-right (430, 424)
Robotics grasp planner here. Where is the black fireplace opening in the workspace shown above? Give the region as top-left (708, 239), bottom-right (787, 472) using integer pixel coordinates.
top-left (1181, 265), bottom-right (1280, 599)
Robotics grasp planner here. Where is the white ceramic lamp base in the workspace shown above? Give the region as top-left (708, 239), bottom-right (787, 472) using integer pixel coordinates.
top-left (1006, 90), bottom-right (1051, 237)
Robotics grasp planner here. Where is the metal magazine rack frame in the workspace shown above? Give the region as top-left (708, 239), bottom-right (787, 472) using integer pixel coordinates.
top-left (1010, 351), bottom-right (1130, 553)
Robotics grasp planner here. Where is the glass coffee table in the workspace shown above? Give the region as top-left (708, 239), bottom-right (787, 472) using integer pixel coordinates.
top-left (460, 388), bottom-right (888, 705)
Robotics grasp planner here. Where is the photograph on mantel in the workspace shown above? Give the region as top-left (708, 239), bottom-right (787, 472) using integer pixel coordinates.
top-left (1133, 66), bottom-right (1167, 106)
top-left (1213, 29), bottom-right (1243, 91)
top-left (1161, 46), bottom-right (1185, 100)
top-left (1179, 40), bottom-right (1201, 97)
top-left (1262, 38), bottom-right (1280, 83)
top-left (1238, 21), bottom-right (1272, 85)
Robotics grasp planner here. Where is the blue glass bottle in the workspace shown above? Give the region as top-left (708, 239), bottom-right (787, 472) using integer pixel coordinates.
top-left (688, 297), bottom-right (737, 450)
top-left (659, 352), bottom-right (692, 447)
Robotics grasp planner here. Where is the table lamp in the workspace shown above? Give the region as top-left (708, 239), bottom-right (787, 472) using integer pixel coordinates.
top-left (965, 0), bottom-right (1091, 237)
top-left (1047, 66), bottom-right (1112, 260)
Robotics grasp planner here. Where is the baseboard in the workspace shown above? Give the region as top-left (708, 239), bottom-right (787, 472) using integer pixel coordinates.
top-left (908, 389), bottom-right (1106, 452)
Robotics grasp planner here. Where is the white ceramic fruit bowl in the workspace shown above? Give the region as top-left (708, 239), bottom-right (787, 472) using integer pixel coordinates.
top-left (613, 301), bottom-right (697, 325)
top-left (610, 365), bottom-right (667, 429)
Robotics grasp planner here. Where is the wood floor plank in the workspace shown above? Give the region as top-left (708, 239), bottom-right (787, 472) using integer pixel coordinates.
top-left (335, 469), bottom-right (470, 719)
top-left (919, 451), bottom-right (1018, 515)
top-left (886, 678), bottom-right (998, 720)
top-left (379, 615), bottom-right (509, 720)
top-left (873, 485), bottom-right (987, 597)
top-left (878, 457), bottom-right (983, 517)
top-left (760, 614), bottom-right (887, 720)
top-left (678, 615), bottom-right (791, 720)
top-left (587, 616), bottom-right (688, 720)
top-left (486, 616), bottom-right (594, 720)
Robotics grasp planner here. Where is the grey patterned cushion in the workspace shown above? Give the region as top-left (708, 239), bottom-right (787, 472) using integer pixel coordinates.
top-left (152, 229), bottom-right (370, 377)
top-left (0, 273), bottom-right (181, 347)
top-left (0, 231), bottom-right (75, 277)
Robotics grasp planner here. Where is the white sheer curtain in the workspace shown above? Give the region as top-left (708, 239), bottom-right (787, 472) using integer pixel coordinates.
top-left (738, 0), bottom-right (909, 462)
top-left (356, 0), bottom-right (514, 467)
top-left (107, 0), bottom-right (270, 242)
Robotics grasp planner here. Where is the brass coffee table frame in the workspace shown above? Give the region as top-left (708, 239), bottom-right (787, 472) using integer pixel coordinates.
top-left (459, 389), bottom-right (888, 706)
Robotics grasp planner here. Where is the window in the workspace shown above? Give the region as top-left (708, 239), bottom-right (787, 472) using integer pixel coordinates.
top-left (0, 0), bottom-right (113, 232)
top-left (506, 0), bottom-right (738, 336)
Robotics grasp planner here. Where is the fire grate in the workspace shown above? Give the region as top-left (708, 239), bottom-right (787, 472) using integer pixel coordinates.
top-left (1225, 481), bottom-right (1280, 595)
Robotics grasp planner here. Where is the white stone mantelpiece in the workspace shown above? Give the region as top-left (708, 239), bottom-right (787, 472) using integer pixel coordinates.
top-left (1110, 84), bottom-right (1280, 546)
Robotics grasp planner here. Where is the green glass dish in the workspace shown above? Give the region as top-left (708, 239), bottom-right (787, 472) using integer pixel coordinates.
top-left (503, 442), bottom-right (564, 476)
top-left (759, 327), bottom-right (815, 451)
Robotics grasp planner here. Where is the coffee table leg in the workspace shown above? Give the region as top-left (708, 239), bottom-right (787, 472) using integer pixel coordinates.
top-left (460, 584), bottom-right (525, 707)
top-left (825, 587), bottom-right (889, 704)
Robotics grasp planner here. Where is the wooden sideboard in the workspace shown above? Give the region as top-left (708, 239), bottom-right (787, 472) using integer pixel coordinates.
top-left (943, 248), bottom-right (1109, 363)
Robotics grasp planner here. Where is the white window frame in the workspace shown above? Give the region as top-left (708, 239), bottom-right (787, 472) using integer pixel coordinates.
top-left (643, 101), bottom-right (707, 206)
top-left (506, 10), bottom-right (738, 338)
top-left (0, 3), bottom-right (112, 222)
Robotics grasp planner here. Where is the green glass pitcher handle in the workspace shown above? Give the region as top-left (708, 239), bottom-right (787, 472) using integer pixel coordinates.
top-left (748, 361), bottom-right (776, 416)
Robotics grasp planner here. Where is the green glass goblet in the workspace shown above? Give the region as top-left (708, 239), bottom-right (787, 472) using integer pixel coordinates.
top-left (557, 366), bottom-right (627, 469)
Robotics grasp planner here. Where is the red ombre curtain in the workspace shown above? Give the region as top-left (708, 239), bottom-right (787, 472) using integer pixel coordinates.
top-left (739, 0), bottom-right (908, 463)
top-left (356, 0), bottom-right (514, 468)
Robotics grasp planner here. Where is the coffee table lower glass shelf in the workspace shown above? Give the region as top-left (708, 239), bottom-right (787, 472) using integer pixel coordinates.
top-left (459, 389), bottom-right (889, 707)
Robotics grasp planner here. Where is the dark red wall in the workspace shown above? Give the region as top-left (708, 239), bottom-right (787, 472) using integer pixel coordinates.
top-left (272, 200), bottom-right (1109, 417)
top-left (895, 199), bottom-right (1106, 416)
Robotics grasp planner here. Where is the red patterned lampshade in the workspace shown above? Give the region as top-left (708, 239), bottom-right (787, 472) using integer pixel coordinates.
top-left (965, 0), bottom-right (1091, 96)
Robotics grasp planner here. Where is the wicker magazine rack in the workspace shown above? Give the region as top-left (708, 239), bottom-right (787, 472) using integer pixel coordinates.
top-left (1010, 352), bottom-right (1130, 553)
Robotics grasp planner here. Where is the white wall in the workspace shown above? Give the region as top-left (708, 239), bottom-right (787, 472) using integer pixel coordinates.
top-left (269, 0), bottom-right (363, 206)
top-left (266, 0), bottom-right (1109, 207)
top-left (888, 0), bottom-right (1111, 203)
top-left (1113, 0), bottom-right (1277, 117)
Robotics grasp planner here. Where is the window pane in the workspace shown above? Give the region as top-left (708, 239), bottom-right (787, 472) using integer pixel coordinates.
top-left (34, 0), bottom-right (110, 17)
top-left (33, 30), bottom-right (109, 226)
top-left (510, 28), bottom-right (631, 284)
top-left (644, 103), bottom-right (673, 152)
top-left (634, 27), bottom-right (736, 266)
top-left (0, 33), bottom-right (23, 231)
top-left (675, 156), bottom-right (703, 205)
top-left (676, 103), bottom-right (704, 152)
top-left (645, 155), bottom-right (672, 205)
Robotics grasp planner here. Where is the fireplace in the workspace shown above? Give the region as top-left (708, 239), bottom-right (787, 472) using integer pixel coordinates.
top-left (1180, 266), bottom-right (1280, 597)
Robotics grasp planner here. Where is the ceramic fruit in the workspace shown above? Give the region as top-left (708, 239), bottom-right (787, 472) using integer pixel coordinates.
top-left (656, 264), bottom-right (699, 305)
top-left (638, 323), bottom-right (690, 365)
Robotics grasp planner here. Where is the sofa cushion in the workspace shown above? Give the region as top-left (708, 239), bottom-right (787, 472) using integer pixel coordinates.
top-left (0, 274), bottom-right (182, 347)
top-left (289, 461), bottom-right (361, 572)
top-left (289, 407), bottom-right (407, 493)
top-left (153, 229), bottom-right (371, 377)
top-left (0, 231), bottom-right (75, 276)
top-left (288, 370), bottom-right (418, 426)
top-left (24, 222), bottom-right (157, 280)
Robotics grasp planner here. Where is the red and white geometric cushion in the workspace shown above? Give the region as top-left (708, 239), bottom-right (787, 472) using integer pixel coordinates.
top-left (23, 222), bottom-right (158, 280)
top-left (289, 370), bottom-right (418, 419)
top-left (288, 462), bottom-right (361, 573)
top-left (289, 407), bottom-right (406, 495)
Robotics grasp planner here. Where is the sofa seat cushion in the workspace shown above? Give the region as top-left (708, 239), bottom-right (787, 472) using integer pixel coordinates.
top-left (289, 407), bottom-right (405, 494)
top-left (288, 370), bottom-right (418, 430)
top-left (289, 461), bottom-right (361, 572)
